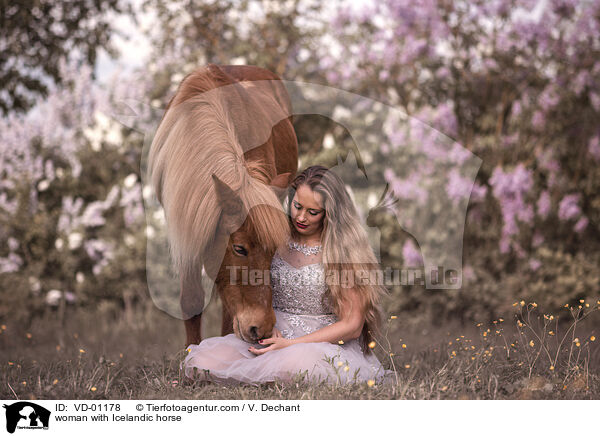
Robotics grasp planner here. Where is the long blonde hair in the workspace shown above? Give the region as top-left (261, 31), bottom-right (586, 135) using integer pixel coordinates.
top-left (287, 165), bottom-right (389, 355)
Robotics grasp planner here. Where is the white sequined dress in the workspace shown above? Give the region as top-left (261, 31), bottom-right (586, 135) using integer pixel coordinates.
top-left (182, 251), bottom-right (395, 386)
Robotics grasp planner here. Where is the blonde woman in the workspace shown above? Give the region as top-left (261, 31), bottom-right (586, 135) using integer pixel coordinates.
top-left (183, 165), bottom-right (395, 385)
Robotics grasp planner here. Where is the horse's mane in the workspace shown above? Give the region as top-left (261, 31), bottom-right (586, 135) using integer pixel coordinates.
top-left (147, 66), bottom-right (289, 276)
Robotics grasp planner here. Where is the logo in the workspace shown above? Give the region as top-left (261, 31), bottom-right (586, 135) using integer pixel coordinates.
top-left (3, 402), bottom-right (50, 433)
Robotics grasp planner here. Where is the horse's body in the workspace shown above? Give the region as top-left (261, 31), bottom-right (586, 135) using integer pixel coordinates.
top-left (147, 64), bottom-right (298, 346)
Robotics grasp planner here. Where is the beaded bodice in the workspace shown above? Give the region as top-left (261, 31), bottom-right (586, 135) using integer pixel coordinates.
top-left (270, 251), bottom-right (335, 316)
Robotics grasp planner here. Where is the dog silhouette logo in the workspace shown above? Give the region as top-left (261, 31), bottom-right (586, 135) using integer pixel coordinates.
top-left (3, 402), bottom-right (50, 433)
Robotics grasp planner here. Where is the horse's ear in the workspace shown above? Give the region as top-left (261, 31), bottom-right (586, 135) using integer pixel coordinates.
top-left (270, 172), bottom-right (292, 189)
top-left (207, 63), bottom-right (233, 85)
top-left (270, 172), bottom-right (292, 199)
top-left (212, 174), bottom-right (243, 216)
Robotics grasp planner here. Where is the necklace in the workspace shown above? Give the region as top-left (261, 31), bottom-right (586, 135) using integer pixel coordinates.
top-left (287, 239), bottom-right (322, 256)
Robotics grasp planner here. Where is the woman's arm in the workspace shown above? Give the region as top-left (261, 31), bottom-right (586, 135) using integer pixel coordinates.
top-left (249, 288), bottom-right (365, 355)
top-left (289, 289), bottom-right (365, 345)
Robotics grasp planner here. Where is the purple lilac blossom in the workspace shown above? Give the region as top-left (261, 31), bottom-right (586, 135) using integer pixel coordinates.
top-left (402, 239), bottom-right (423, 267)
top-left (0, 253), bottom-right (23, 274)
top-left (574, 216), bottom-right (588, 233)
top-left (489, 164), bottom-right (534, 254)
top-left (557, 193), bottom-right (581, 221)
top-left (588, 135), bottom-right (600, 161)
top-left (529, 258), bottom-right (542, 271)
top-left (536, 190), bottom-right (551, 218)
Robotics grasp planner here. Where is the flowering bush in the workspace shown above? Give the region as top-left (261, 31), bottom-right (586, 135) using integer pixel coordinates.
top-left (0, 60), bottom-right (155, 322)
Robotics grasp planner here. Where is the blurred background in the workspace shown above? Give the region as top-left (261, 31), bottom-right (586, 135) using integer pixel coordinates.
top-left (1, 0), bottom-right (599, 342)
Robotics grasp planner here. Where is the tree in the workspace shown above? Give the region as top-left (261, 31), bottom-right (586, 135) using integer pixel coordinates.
top-left (0, 0), bottom-right (130, 115)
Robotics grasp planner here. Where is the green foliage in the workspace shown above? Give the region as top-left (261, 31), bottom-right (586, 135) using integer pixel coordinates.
top-left (0, 0), bottom-right (130, 114)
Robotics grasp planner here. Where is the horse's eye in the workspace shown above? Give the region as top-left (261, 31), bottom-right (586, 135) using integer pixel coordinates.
top-left (232, 244), bottom-right (248, 256)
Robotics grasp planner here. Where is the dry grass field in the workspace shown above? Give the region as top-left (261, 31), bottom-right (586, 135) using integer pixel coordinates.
top-left (2, 298), bottom-right (599, 400)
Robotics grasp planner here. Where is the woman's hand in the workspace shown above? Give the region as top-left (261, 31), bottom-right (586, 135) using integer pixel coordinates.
top-left (248, 336), bottom-right (293, 355)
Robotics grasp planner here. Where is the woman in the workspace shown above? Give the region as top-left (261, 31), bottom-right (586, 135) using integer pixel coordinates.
top-left (183, 165), bottom-right (395, 386)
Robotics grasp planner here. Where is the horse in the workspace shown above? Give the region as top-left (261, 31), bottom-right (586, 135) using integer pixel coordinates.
top-left (146, 64), bottom-right (298, 347)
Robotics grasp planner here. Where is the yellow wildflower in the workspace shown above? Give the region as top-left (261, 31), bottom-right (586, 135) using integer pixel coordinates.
top-left (404, 364), bottom-right (410, 369)
top-left (520, 300), bottom-right (525, 306)
top-left (338, 340), bottom-right (344, 345)
top-left (590, 336), bottom-right (596, 342)
top-left (337, 361), bottom-right (343, 367)
top-left (91, 387), bottom-right (97, 392)
top-left (53, 379), bottom-right (58, 385)
top-left (343, 365), bottom-right (349, 372)
top-left (22, 381), bottom-right (26, 386)
top-left (550, 366), bottom-right (554, 371)
top-left (529, 340), bottom-right (535, 347)
top-left (579, 299), bottom-right (584, 303)
top-left (367, 380), bottom-right (375, 387)
top-left (79, 349), bottom-right (85, 354)
top-left (390, 315), bottom-right (397, 320)
top-left (549, 331), bottom-right (555, 336)
top-left (532, 302), bottom-right (538, 308)
top-left (402, 344), bottom-right (407, 349)
top-left (368, 341), bottom-right (376, 349)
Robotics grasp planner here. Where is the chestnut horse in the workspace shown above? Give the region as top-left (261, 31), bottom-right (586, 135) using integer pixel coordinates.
top-left (147, 64), bottom-right (298, 347)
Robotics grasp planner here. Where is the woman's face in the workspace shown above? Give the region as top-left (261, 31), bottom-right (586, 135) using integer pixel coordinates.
top-left (290, 184), bottom-right (325, 238)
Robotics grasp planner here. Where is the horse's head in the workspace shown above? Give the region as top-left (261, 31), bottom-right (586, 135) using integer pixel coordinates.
top-left (207, 173), bottom-right (291, 343)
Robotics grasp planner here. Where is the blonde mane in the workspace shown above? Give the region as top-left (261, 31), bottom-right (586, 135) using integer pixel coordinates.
top-left (147, 68), bottom-right (290, 277)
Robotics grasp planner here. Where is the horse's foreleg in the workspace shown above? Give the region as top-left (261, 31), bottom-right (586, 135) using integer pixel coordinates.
top-left (180, 266), bottom-right (205, 347)
top-left (184, 315), bottom-right (203, 348)
top-left (221, 303), bottom-right (233, 336)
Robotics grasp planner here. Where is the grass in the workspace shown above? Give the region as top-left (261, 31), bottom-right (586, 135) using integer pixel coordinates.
top-left (2, 298), bottom-right (600, 400)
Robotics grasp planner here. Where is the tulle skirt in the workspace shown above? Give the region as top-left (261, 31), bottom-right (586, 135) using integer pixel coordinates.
top-left (182, 309), bottom-right (396, 386)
